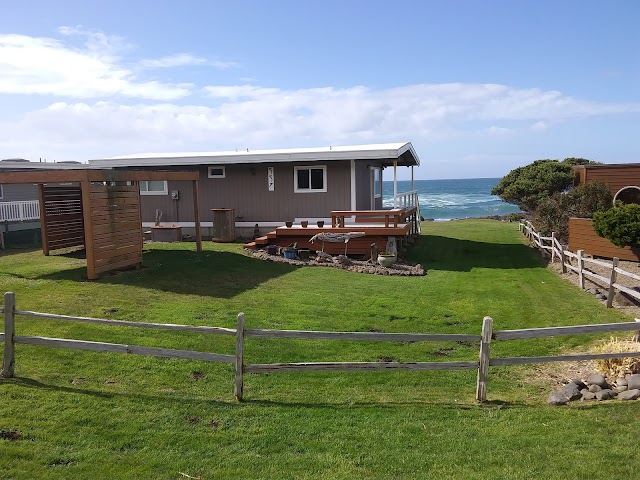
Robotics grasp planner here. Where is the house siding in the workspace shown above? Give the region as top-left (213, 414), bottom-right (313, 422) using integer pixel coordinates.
top-left (354, 161), bottom-right (384, 210)
top-left (136, 161), bottom-right (353, 223)
top-left (1, 183), bottom-right (38, 202)
top-left (582, 166), bottom-right (640, 196)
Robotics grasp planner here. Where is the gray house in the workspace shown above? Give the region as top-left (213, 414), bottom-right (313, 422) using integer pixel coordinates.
top-left (89, 143), bottom-right (421, 237)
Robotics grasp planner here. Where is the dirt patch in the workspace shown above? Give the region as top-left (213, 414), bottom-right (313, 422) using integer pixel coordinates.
top-left (189, 371), bottom-right (205, 381)
top-left (0, 429), bottom-right (22, 441)
top-left (245, 249), bottom-right (425, 276)
top-left (186, 416), bottom-right (201, 425)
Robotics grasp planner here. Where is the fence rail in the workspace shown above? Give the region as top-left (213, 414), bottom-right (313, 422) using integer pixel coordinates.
top-left (0, 200), bottom-right (40, 222)
top-left (2, 292), bottom-right (640, 403)
top-left (520, 220), bottom-right (640, 307)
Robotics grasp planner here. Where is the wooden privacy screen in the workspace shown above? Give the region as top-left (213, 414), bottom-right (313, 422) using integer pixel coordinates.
top-left (40, 185), bottom-right (84, 254)
top-left (568, 217), bottom-right (640, 262)
top-left (86, 182), bottom-right (143, 279)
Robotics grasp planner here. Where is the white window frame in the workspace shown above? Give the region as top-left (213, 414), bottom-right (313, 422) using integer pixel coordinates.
top-left (139, 180), bottom-right (168, 196)
top-left (294, 165), bottom-right (327, 193)
top-left (208, 166), bottom-right (226, 178)
top-left (371, 167), bottom-right (382, 199)
top-left (0, 184), bottom-right (3, 200)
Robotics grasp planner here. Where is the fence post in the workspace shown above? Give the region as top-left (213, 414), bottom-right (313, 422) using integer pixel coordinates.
top-left (606, 257), bottom-right (619, 308)
top-left (551, 232), bottom-right (556, 262)
top-left (577, 250), bottom-right (585, 289)
top-left (560, 246), bottom-right (567, 274)
top-left (1, 292), bottom-right (16, 378)
top-left (476, 316), bottom-right (493, 403)
top-left (234, 312), bottom-right (245, 402)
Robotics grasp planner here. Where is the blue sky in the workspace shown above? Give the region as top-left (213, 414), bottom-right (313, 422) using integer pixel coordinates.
top-left (0, 0), bottom-right (638, 179)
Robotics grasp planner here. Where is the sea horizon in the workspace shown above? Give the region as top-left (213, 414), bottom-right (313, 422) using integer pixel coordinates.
top-left (382, 177), bottom-right (519, 221)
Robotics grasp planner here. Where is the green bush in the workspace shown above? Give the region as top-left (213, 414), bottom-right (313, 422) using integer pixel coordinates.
top-left (532, 180), bottom-right (612, 243)
top-left (593, 203), bottom-right (640, 248)
top-left (492, 157), bottom-right (598, 212)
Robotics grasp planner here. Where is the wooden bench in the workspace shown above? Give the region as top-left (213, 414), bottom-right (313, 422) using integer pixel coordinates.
top-left (330, 209), bottom-right (404, 228)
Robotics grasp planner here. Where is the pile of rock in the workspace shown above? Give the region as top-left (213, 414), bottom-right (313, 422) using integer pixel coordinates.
top-left (548, 373), bottom-right (640, 405)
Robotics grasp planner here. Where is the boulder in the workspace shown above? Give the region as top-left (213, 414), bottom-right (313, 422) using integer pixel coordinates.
top-left (627, 374), bottom-right (640, 390)
top-left (617, 389), bottom-right (640, 401)
top-left (571, 378), bottom-right (587, 390)
top-left (561, 383), bottom-right (582, 401)
top-left (595, 389), bottom-right (615, 401)
top-left (616, 378), bottom-right (628, 388)
top-left (548, 391), bottom-right (570, 406)
top-left (581, 391), bottom-right (597, 401)
top-left (587, 374), bottom-right (608, 388)
top-left (588, 384), bottom-right (602, 393)
top-left (614, 385), bottom-right (628, 393)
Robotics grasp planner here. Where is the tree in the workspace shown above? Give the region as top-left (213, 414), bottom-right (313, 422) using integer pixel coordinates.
top-left (532, 180), bottom-right (612, 242)
top-left (492, 158), bottom-right (597, 212)
top-left (593, 203), bottom-right (640, 248)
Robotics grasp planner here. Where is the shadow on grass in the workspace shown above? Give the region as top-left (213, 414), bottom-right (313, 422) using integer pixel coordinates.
top-left (408, 235), bottom-right (547, 272)
top-left (35, 249), bottom-right (298, 299)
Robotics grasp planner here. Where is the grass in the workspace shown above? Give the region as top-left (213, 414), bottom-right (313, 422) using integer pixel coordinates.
top-left (0, 220), bottom-right (638, 479)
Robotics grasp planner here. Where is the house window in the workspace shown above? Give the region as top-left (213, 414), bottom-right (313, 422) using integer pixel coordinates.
top-left (372, 167), bottom-right (382, 198)
top-left (294, 165), bottom-right (327, 193)
top-left (208, 166), bottom-right (226, 178)
top-left (140, 180), bottom-right (168, 195)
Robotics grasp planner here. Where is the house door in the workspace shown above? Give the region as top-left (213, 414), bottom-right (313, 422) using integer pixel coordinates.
top-left (370, 167), bottom-right (382, 209)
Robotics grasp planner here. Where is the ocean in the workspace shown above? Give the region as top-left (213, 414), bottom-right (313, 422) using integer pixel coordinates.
top-left (382, 178), bottom-right (520, 221)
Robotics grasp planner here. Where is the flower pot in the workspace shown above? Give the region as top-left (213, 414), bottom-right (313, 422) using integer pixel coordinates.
top-left (317, 220), bottom-right (325, 227)
top-left (285, 221), bottom-right (293, 228)
top-left (265, 244), bottom-right (277, 255)
top-left (298, 248), bottom-right (310, 260)
top-left (377, 254), bottom-right (396, 268)
top-left (301, 221), bottom-right (308, 228)
top-left (282, 248), bottom-right (297, 260)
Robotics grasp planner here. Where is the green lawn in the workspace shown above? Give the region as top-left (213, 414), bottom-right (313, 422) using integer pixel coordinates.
top-left (1, 220), bottom-right (637, 479)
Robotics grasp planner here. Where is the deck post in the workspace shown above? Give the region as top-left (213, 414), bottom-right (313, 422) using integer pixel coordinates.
top-left (1, 292), bottom-right (16, 378)
top-left (476, 316), bottom-right (493, 403)
top-left (234, 312), bottom-right (245, 401)
top-left (577, 249), bottom-right (585, 289)
top-left (606, 257), bottom-right (619, 308)
top-left (393, 160), bottom-right (397, 208)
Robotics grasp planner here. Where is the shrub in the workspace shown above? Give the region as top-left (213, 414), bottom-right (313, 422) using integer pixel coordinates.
top-left (532, 180), bottom-right (612, 243)
top-left (492, 157), bottom-right (598, 212)
top-left (593, 203), bottom-right (640, 248)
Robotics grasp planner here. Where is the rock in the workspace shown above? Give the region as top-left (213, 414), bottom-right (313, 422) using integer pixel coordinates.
top-left (561, 382), bottom-right (582, 401)
top-left (571, 378), bottom-right (586, 390)
top-left (614, 385), bottom-right (628, 393)
top-left (580, 388), bottom-right (590, 395)
top-left (581, 391), bottom-right (597, 401)
top-left (595, 294), bottom-right (606, 301)
top-left (596, 389), bottom-right (615, 401)
top-left (548, 391), bottom-right (570, 406)
top-left (617, 389), bottom-right (640, 401)
top-left (335, 255), bottom-right (352, 265)
top-left (587, 374), bottom-right (608, 388)
top-left (626, 374), bottom-right (640, 390)
top-left (616, 378), bottom-right (628, 387)
top-left (613, 291), bottom-right (640, 307)
top-left (588, 384), bottom-right (602, 393)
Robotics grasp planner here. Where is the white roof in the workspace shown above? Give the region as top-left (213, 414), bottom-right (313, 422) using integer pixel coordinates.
top-left (89, 142), bottom-right (420, 168)
top-left (0, 160), bottom-right (92, 170)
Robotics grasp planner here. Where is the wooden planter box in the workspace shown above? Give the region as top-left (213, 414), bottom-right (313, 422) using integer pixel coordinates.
top-left (151, 226), bottom-right (182, 243)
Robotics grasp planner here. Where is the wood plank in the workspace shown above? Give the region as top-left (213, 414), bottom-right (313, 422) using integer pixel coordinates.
top-left (81, 179), bottom-right (96, 280)
top-left (89, 191), bottom-right (140, 200)
top-left (92, 214), bottom-right (142, 226)
top-left (93, 221), bottom-right (142, 235)
top-left (95, 250), bottom-right (142, 268)
top-left (94, 256), bottom-right (142, 274)
top-left (93, 233), bottom-right (141, 248)
top-left (38, 184), bottom-right (49, 256)
top-left (89, 185), bottom-right (138, 193)
top-left (244, 328), bottom-right (480, 342)
top-left (490, 351), bottom-right (640, 366)
top-left (13, 335), bottom-right (235, 363)
top-left (94, 244), bottom-right (141, 261)
top-left (615, 267), bottom-right (640, 282)
top-left (244, 361), bottom-right (478, 373)
top-left (15, 309), bottom-right (237, 335)
top-left (1, 292), bottom-right (16, 377)
top-left (493, 321), bottom-right (640, 340)
top-left (234, 313), bottom-right (245, 401)
top-left (90, 197), bottom-right (139, 208)
top-left (476, 316), bottom-right (493, 403)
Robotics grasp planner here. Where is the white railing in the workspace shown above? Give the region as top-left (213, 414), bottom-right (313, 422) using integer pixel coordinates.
top-left (394, 190), bottom-right (422, 234)
top-left (0, 201), bottom-right (40, 222)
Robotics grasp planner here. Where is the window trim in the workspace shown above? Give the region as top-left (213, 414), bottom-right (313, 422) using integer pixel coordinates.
top-left (294, 165), bottom-right (327, 193)
top-left (208, 166), bottom-right (226, 178)
top-left (371, 167), bottom-right (382, 199)
top-left (0, 184), bottom-right (3, 200)
top-left (139, 180), bottom-right (168, 196)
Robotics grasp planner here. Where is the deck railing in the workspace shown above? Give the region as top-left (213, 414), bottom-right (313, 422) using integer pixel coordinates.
top-left (0, 200), bottom-right (40, 222)
top-left (394, 190), bottom-right (422, 234)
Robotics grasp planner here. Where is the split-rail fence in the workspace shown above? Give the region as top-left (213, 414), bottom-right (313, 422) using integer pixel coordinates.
top-left (2, 292), bottom-right (639, 403)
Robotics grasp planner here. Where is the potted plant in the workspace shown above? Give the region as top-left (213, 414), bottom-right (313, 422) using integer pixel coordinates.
top-left (317, 220), bottom-right (325, 227)
top-left (282, 246), bottom-right (297, 259)
top-left (377, 251), bottom-right (396, 267)
top-left (301, 220), bottom-right (308, 228)
top-left (285, 221), bottom-right (293, 228)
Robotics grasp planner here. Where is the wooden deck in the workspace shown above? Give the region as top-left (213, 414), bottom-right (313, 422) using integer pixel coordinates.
top-left (244, 223), bottom-right (413, 255)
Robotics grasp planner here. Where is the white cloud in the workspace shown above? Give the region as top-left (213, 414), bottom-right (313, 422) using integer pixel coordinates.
top-left (139, 53), bottom-right (238, 70)
top-left (0, 82), bottom-right (638, 163)
top-left (0, 30), bottom-right (191, 100)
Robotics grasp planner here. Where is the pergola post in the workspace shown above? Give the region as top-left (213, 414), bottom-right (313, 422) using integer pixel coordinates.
top-left (393, 160), bottom-right (398, 208)
top-left (193, 179), bottom-right (202, 252)
top-left (80, 176), bottom-right (97, 280)
top-left (37, 184), bottom-right (49, 256)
